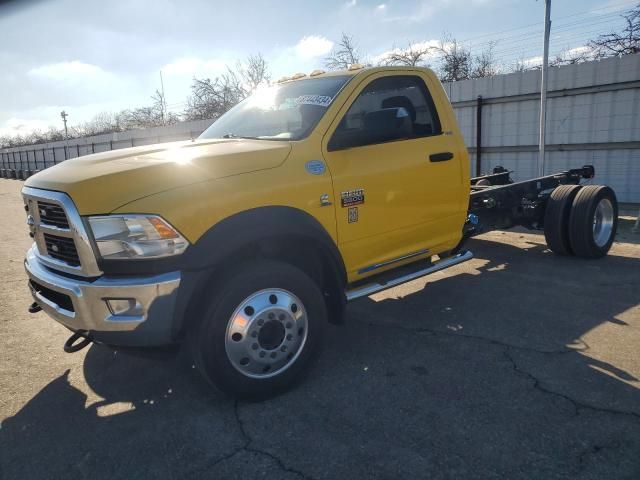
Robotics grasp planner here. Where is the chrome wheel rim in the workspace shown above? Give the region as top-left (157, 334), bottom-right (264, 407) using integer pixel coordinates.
top-left (593, 198), bottom-right (614, 247)
top-left (225, 288), bottom-right (308, 379)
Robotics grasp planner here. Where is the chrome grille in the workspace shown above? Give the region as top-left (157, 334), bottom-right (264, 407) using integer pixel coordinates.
top-left (37, 201), bottom-right (70, 229)
top-left (43, 233), bottom-right (81, 266)
top-left (22, 187), bottom-right (102, 277)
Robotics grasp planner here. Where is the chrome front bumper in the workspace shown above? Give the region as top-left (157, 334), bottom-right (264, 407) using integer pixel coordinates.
top-left (24, 245), bottom-right (181, 346)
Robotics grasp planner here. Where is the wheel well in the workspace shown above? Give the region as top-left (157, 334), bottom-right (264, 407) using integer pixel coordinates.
top-left (179, 234), bottom-right (346, 339)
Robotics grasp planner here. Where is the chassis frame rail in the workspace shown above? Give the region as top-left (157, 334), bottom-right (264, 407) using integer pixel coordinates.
top-left (467, 165), bottom-right (595, 235)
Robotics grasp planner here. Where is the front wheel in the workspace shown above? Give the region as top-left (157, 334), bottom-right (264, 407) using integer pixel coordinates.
top-left (190, 259), bottom-right (327, 398)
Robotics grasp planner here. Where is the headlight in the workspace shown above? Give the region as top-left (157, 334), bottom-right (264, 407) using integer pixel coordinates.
top-left (88, 215), bottom-right (188, 260)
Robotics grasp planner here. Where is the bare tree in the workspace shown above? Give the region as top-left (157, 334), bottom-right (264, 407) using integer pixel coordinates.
top-left (117, 89), bottom-right (179, 130)
top-left (436, 36), bottom-right (472, 82)
top-left (184, 54), bottom-right (271, 121)
top-left (589, 3), bottom-right (640, 58)
top-left (184, 72), bottom-right (243, 121)
top-left (549, 47), bottom-right (594, 67)
top-left (379, 42), bottom-right (435, 67)
top-left (471, 42), bottom-right (500, 78)
top-left (325, 33), bottom-right (361, 70)
top-left (239, 53), bottom-right (271, 93)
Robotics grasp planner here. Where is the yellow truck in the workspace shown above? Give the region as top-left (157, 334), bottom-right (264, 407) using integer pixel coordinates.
top-left (22, 66), bottom-right (618, 397)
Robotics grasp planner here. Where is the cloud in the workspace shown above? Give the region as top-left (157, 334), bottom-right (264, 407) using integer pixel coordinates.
top-left (374, 40), bottom-right (441, 65)
top-left (344, 0), bottom-right (357, 6)
top-left (294, 36), bottom-right (334, 59)
top-left (162, 57), bottom-right (227, 76)
top-left (0, 117), bottom-right (52, 137)
top-left (28, 61), bottom-right (106, 81)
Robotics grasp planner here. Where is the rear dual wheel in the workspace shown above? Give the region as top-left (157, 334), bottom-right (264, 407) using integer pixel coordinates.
top-left (568, 185), bottom-right (617, 258)
top-left (544, 185), bottom-right (617, 258)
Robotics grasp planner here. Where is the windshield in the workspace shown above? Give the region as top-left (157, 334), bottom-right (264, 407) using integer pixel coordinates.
top-left (199, 75), bottom-right (351, 141)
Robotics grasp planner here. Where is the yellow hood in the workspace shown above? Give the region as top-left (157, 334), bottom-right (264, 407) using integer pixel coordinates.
top-left (24, 138), bottom-right (292, 215)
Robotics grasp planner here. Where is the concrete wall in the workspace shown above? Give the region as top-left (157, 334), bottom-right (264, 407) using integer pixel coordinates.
top-left (443, 54), bottom-right (640, 203)
top-left (2, 54), bottom-right (640, 201)
top-left (0, 118), bottom-right (215, 170)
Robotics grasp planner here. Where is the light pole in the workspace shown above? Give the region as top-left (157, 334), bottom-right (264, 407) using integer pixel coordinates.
top-left (60, 110), bottom-right (69, 139)
top-left (538, 0), bottom-right (551, 177)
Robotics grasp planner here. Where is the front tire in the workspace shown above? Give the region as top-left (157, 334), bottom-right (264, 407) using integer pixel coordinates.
top-left (191, 260), bottom-right (326, 398)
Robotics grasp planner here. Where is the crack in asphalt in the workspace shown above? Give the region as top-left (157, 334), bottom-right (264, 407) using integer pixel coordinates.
top-left (193, 401), bottom-right (315, 479)
top-left (352, 316), bottom-right (640, 421)
top-left (576, 438), bottom-right (622, 471)
top-left (352, 315), bottom-right (589, 354)
top-left (502, 347), bottom-right (640, 421)
top-left (233, 400), bottom-right (317, 480)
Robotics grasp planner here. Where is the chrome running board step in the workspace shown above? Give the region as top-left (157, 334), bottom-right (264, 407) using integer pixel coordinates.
top-left (345, 250), bottom-right (474, 301)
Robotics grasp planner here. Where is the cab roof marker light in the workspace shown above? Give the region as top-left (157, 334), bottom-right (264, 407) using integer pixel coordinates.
top-left (309, 69), bottom-right (326, 77)
top-left (348, 63), bottom-right (364, 71)
top-left (290, 72), bottom-right (307, 80)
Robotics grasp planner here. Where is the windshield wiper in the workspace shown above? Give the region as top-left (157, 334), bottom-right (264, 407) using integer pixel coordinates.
top-left (221, 133), bottom-right (261, 139)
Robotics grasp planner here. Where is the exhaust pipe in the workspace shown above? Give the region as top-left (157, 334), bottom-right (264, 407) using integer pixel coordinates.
top-left (64, 331), bottom-right (92, 353)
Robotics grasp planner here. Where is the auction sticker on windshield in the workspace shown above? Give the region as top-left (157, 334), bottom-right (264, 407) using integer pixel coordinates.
top-left (296, 95), bottom-right (333, 107)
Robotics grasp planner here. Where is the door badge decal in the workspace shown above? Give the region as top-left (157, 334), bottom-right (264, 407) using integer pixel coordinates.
top-left (341, 188), bottom-right (364, 207)
top-left (348, 207), bottom-right (359, 224)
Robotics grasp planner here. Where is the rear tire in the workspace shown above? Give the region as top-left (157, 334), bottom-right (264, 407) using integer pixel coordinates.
top-left (544, 184), bottom-right (582, 255)
top-left (190, 259), bottom-right (326, 399)
top-left (568, 185), bottom-right (618, 259)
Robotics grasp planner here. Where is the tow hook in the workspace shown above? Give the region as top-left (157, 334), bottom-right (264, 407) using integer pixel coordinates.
top-left (28, 302), bottom-right (42, 313)
top-left (64, 331), bottom-right (92, 353)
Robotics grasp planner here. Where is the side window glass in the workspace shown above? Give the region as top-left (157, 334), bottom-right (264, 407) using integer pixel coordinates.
top-left (328, 75), bottom-right (441, 151)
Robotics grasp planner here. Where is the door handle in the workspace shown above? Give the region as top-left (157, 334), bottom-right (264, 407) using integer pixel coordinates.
top-left (429, 152), bottom-right (454, 162)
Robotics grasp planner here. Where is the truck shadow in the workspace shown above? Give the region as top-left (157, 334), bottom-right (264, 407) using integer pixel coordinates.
top-left (347, 235), bottom-right (640, 411)
top-left (1, 235), bottom-right (639, 478)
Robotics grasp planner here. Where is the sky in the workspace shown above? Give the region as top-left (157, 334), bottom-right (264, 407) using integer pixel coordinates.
top-left (0, 0), bottom-right (636, 137)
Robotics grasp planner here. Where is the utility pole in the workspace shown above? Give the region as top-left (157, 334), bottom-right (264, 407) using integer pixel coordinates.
top-left (159, 70), bottom-right (167, 125)
top-left (538, 0), bottom-right (551, 177)
top-left (60, 110), bottom-right (69, 139)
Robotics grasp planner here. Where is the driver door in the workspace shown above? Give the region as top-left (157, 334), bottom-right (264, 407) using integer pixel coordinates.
top-left (322, 72), bottom-right (464, 280)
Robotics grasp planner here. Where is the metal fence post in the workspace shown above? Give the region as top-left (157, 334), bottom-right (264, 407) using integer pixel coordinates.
top-left (476, 95), bottom-right (483, 177)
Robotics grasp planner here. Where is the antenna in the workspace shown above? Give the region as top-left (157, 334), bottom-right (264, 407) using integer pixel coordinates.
top-left (160, 70), bottom-right (167, 125)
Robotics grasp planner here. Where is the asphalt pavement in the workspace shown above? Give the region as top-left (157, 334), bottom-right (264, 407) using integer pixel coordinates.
top-left (0, 178), bottom-right (638, 479)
